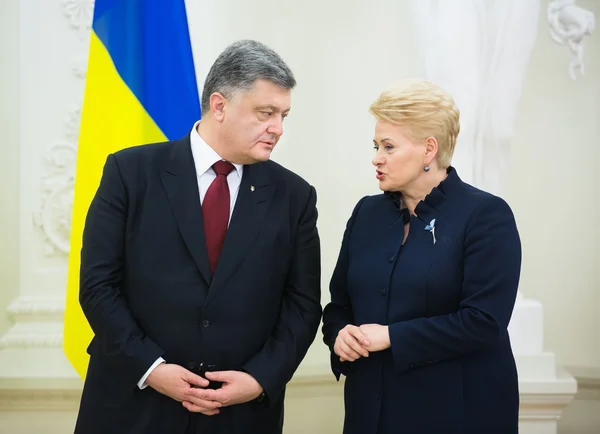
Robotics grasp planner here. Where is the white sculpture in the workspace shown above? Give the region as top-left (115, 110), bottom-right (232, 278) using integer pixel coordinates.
top-left (547, 0), bottom-right (596, 80)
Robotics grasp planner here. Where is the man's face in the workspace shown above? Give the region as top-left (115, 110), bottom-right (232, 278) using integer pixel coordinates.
top-left (221, 79), bottom-right (291, 164)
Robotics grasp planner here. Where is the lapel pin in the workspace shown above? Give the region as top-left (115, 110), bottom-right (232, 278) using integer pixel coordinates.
top-left (250, 185), bottom-right (255, 192)
top-left (424, 219), bottom-right (436, 244)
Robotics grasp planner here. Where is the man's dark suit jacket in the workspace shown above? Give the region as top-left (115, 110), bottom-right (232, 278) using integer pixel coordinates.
top-left (74, 135), bottom-right (322, 434)
top-left (322, 167), bottom-right (522, 434)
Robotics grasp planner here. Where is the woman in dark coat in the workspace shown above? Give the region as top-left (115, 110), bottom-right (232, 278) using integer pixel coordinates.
top-left (322, 79), bottom-right (522, 434)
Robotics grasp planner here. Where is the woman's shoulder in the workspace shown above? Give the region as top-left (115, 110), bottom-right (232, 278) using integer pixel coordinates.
top-left (456, 182), bottom-right (515, 217)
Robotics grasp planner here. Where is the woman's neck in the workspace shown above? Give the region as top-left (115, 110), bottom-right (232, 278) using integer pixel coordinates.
top-left (401, 169), bottom-right (448, 215)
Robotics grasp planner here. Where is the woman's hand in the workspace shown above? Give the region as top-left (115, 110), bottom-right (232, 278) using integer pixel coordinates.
top-left (359, 324), bottom-right (391, 352)
top-left (334, 324), bottom-right (371, 362)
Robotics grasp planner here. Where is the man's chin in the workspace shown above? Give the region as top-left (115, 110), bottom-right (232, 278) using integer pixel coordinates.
top-left (251, 150), bottom-right (273, 163)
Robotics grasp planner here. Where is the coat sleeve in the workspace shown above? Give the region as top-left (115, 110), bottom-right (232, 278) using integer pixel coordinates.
top-left (388, 195), bottom-right (522, 372)
top-left (242, 185), bottom-right (322, 405)
top-left (322, 197), bottom-right (367, 379)
top-left (79, 154), bottom-right (164, 384)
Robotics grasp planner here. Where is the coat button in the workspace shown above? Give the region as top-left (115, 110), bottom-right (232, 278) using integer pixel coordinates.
top-left (201, 319), bottom-right (210, 328)
top-left (375, 393), bottom-right (381, 400)
top-left (388, 256), bottom-right (395, 263)
top-left (409, 364), bottom-right (416, 369)
top-left (381, 288), bottom-right (387, 296)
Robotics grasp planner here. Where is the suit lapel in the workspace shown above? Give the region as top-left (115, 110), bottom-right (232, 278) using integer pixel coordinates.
top-left (158, 137), bottom-right (212, 286)
top-left (205, 162), bottom-right (274, 307)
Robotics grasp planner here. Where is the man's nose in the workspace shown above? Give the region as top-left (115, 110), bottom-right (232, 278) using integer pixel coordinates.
top-left (267, 117), bottom-right (284, 137)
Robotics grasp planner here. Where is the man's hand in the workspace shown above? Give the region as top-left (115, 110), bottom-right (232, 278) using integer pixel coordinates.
top-left (183, 371), bottom-right (262, 410)
top-left (334, 324), bottom-right (370, 362)
top-left (359, 324), bottom-right (390, 352)
top-left (146, 363), bottom-right (222, 416)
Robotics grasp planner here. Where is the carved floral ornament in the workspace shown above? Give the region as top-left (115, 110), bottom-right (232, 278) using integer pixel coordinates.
top-left (34, 1), bottom-right (94, 256)
top-left (32, 140), bottom-right (77, 256)
top-left (32, 106), bottom-right (80, 256)
top-left (547, 0), bottom-right (596, 80)
top-left (62, 0), bottom-right (95, 39)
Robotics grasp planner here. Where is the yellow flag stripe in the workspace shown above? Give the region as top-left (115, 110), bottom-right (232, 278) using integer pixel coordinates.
top-left (63, 31), bottom-right (167, 379)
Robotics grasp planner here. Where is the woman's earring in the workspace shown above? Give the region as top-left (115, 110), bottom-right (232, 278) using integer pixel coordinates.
top-left (424, 164), bottom-right (430, 172)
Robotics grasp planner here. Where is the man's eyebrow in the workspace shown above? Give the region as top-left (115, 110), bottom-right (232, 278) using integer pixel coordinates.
top-left (255, 105), bottom-right (291, 112)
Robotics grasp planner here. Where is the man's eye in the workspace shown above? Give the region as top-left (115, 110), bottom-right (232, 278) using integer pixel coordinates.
top-left (261, 112), bottom-right (273, 117)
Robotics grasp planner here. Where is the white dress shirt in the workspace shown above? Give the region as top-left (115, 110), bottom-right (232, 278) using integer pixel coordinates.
top-left (137, 121), bottom-right (243, 389)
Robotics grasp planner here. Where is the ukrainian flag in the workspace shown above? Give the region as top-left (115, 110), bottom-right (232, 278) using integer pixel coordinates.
top-left (64, 0), bottom-right (200, 379)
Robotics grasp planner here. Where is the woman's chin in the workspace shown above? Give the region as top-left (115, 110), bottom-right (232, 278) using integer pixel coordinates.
top-left (377, 179), bottom-right (389, 191)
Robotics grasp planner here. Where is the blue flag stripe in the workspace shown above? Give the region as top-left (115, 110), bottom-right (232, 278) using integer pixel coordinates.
top-left (92, 0), bottom-right (200, 140)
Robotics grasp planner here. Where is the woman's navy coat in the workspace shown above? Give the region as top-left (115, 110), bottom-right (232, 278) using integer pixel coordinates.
top-left (323, 167), bottom-right (522, 434)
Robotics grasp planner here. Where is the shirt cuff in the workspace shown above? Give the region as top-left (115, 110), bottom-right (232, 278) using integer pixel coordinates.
top-left (137, 357), bottom-right (166, 389)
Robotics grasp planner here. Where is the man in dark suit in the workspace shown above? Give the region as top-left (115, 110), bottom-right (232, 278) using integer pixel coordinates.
top-left (74, 40), bottom-right (322, 434)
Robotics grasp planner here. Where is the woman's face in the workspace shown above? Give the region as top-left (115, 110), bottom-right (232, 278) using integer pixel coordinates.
top-left (372, 120), bottom-right (429, 192)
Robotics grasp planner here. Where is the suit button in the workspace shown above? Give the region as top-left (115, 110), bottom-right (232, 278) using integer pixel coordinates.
top-left (381, 288), bottom-right (388, 296)
top-left (201, 319), bottom-right (210, 328)
top-left (409, 364), bottom-right (416, 369)
top-left (388, 256), bottom-right (395, 263)
top-left (375, 393), bottom-right (380, 400)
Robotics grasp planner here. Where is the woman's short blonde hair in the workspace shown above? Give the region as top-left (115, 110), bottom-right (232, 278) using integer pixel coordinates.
top-left (369, 79), bottom-right (460, 169)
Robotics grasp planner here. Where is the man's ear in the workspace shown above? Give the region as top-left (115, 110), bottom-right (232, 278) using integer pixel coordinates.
top-left (209, 92), bottom-right (227, 122)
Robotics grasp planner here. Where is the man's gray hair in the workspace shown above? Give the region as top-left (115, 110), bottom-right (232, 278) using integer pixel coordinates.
top-left (201, 40), bottom-right (296, 114)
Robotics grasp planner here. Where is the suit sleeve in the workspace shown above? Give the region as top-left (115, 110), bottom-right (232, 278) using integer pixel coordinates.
top-left (242, 185), bottom-right (322, 405)
top-left (321, 197), bottom-right (366, 380)
top-left (389, 196), bottom-right (522, 371)
top-left (79, 154), bottom-right (164, 384)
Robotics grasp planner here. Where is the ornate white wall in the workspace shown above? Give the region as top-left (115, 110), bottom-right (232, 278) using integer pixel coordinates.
top-left (0, 0), bottom-right (597, 433)
top-left (0, 0), bottom-right (90, 378)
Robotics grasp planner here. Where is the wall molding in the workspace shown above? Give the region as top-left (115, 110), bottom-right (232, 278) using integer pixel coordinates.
top-left (0, 295), bottom-right (65, 349)
top-left (0, 387), bottom-right (81, 412)
top-left (6, 295), bottom-right (65, 319)
top-left (565, 365), bottom-right (600, 401)
top-left (0, 377), bottom-right (82, 411)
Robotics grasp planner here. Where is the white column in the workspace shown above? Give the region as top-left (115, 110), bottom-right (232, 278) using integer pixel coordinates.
top-left (0, 0), bottom-right (92, 403)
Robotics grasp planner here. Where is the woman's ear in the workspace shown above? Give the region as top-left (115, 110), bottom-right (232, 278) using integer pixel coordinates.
top-left (424, 136), bottom-right (438, 164)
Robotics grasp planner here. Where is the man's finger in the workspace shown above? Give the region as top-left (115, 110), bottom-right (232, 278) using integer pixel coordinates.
top-left (205, 370), bottom-right (235, 383)
top-left (186, 387), bottom-right (210, 401)
top-left (191, 388), bottom-right (223, 403)
top-left (185, 373), bottom-right (209, 388)
top-left (182, 401), bottom-right (220, 415)
top-left (186, 394), bottom-right (222, 410)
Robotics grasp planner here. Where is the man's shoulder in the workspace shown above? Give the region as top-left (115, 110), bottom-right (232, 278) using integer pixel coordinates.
top-left (112, 139), bottom-right (176, 163)
top-left (262, 159), bottom-right (312, 190)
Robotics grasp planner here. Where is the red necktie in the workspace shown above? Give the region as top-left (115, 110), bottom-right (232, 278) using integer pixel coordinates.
top-left (202, 160), bottom-right (235, 275)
